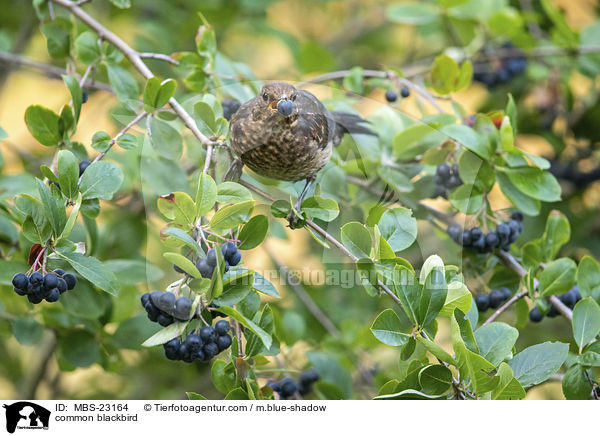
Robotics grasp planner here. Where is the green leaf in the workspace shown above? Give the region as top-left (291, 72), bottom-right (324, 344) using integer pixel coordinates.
top-left (491, 363), bottom-right (526, 400)
top-left (215, 306), bottom-right (272, 349)
top-left (106, 64), bottom-right (139, 110)
top-left (541, 210), bottom-right (570, 262)
top-left (211, 360), bottom-right (237, 394)
top-left (41, 19), bottom-right (71, 59)
top-left (156, 79), bottom-right (176, 109)
top-left (12, 318), bottom-right (44, 345)
top-left (75, 31), bottom-right (100, 65)
top-left (196, 173), bottom-right (217, 216)
top-left (301, 195), bottom-right (339, 222)
top-left (91, 131), bottom-right (111, 152)
top-left (110, 0), bottom-right (131, 7)
top-left (157, 192), bottom-right (196, 226)
top-left (55, 251), bottom-right (120, 296)
top-left (148, 117), bottom-right (183, 160)
top-left (79, 161), bottom-right (123, 200)
top-left (502, 166), bottom-right (561, 202)
top-left (36, 179), bottom-right (66, 237)
top-left (370, 309), bottom-right (410, 346)
top-left (431, 55), bottom-right (459, 94)
top-left (391, 267), bottom-right (420, 324)
top-left (572, 298), bottom-right (600, 353)
top-left (58, 330), bottom-right (100, 368)
top-left (142, 320), bottom-right (191, 347)
top-left (209, 200), bottom-right (254, 234)
top-left (143, 77), bottom-right (161, 112)
top-left (245, 304), bottom-right (278, 357)
top-left (562, 364), bottom-right (593, 400)
top-left (441, 124), bottom-right (491, 160)
top-left (24, 105), bottom-right (61, 146)
top-left (393, 124), bottom-right (441, 160)
top-left (417, 267), bottom-right (447, 327)
top-left (377, 165), bottom-right (413, 192)
top-left (117, 133), bottom-right (138, 150)
top-left (386, 2), bottom-right (439, 25)
top-left (474, 322), bottom-right (519, 366)
top-left (163, 252), bottom-right (201, 279)
top-left (252, 272), bottom-right (280, 298)
top-left (161, 228), bottom-right (202, 256)
top-left (341, 222), bottom-right (372, 258)
top-left (238, 215), bottom-right (268, 250)
top-left (57, 193), bottom-right (82, 241)
top-left (539, 258), bottom-right (577, 296)
top-left (508, 341), bottom-right (569, 387)
top-left (194, 101), bottom-right (217, 134)
top-left (378, 207), bottom-right (417, 252)
top-left (448, 184), bottom-right (484, 214)
top-left (57, 149), bottom-right (79, 199)
top-left (438, 281), bottom-right (472, 317)
top-left (62, 75), bottom-right (82, 122)
top-left (577, 256), bottom-right (600, 300)
top-left (217, 182), bottom-right (253, 204)
top-left (496, 172), bottom-right (540, 216)
top-left (418, 364), bottom-right (452, 395)
top-left (416, 336), bottom-right (456, 365)
top-left (307, 351), bottom-right (352, 399)
top-left (186, 392), bottom-right (208, 400)
top-left (103, 259), bottom-right (164, 285)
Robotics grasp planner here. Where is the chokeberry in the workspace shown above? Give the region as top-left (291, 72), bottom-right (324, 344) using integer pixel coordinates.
top-left (447, 225), bottom-right (461, 243)
top-left (279, 378), bottom-right (297, 398)
top-left (46, 288), bottom-right (60, 303)
top-left (12, 273), bottom-right (29, 290)
top-left (62, 273), bottom-right (77, 290)
top-left (30, 272), bottom-right (43, 284)
top-left (267, 381), bottom-right (281, 392)
top-left (496, 223), bottom-right (510, 241)
top-left (157, 313), bottom-right (174, 327)
top-left (385, 90), bottom-right (398, 103)
top-left (499, 287), bottom-right (512, 300)
top-left (547, 304), bottom-right (559, 318)
top-left (56, 277), bottom-right (67, 293)
top-left (200, 326), bottom-right (216, 342)
top-left (206, 248), bottom-right (217, 268)
top-left (300, 369), bottom-right (320, 385)
top-left (203, 342), bottom-right (219, 359)
top-left (174, 297), bottom-right (192, 320)
top-left (511, 211), bottom-right (524, 222)
top-left (14, 286), bottom-right (28, 296)
top-left (221, 242), bottom-right (237, 260)
top-left (54, 268), bottom-right (65, 276)
top-left (156, 292), bottom-right (176, 312)
top-left (489, 289), bottom-right (505, 309)
top-left (141, 292), bottom-right (150, 307)
top-left (475, 294), bottom-right (490, 312)
top-left (471, 227), bottom-right (483, 241)
top-left (185, 334), bottom-right (202, 352)
top-left (400, 86), bottom-right (410, 98)
top-left (559, 291), bottom-right (576, 309)
top-left (145, 302), bottom-right (160, 322)
top-left (485, 232), bottom-right (499, 249)
top-left (164, 338), bottom-right (180, 352)
top-left (216, 334), bottom-right (232, 351)
top-left (529, 307), bottom-right (543, 323)
top-left (462, 229), bottom-right (472, 246)
top-left (222, 99), bottom-right (241, 121)
top-left (196, 258), bottom-right (213, 279)
top-left (28, 294), bottom-right (43, 304)
top-left (193, 349), bottom-right (206, 362)
top-left (228, 250), bottom-right (241, 266)
top-left (43, 273), bottom-right (58, 290)
top-left (79, 160), bottom-right (91, 176)
top-left (215, 320), bottom-right (230, 336)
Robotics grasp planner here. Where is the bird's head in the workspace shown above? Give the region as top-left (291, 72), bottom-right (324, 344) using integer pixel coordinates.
top-left (259, 82), bottom-right (297, 118)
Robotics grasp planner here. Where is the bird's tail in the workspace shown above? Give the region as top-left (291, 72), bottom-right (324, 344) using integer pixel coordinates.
top-left (332, 111), bottom-right (377, 138)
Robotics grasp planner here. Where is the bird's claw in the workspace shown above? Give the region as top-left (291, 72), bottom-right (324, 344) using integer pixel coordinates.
top-left (286, 206), bottom-right (305, 229)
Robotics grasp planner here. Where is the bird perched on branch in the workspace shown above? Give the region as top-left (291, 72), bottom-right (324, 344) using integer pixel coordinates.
top-left (229, 81), bottom-right (375, 227)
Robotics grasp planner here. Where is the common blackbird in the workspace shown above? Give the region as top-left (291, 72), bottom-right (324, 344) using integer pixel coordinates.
top-left (229, 81), bottom-right (374, 227)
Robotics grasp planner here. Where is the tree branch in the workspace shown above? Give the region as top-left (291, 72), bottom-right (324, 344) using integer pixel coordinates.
top-left (139, 52), bottom-right (179, 65)
top-left (91, 110), bottom-right (148, 165)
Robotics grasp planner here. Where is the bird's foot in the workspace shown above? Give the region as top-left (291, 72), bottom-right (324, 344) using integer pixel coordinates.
top-left (286, 205), bottom-right (305, 229)
top-left (223, 158), bottom-right (244, 182)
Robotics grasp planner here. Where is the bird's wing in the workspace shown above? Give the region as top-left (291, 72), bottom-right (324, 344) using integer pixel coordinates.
top-left (297, 90), bottom-right (336, 149)
top-left (229, 96), bottom-right (259, 154)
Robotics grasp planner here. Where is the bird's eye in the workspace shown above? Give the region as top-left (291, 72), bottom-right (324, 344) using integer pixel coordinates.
top-left (291, 94), bottom-right (297, 101)
top-left (262, 92), bottom-right (268, 101)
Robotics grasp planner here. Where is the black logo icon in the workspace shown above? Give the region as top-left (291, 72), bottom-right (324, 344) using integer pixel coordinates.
top-left (3, 402), bottom-right (50, 433)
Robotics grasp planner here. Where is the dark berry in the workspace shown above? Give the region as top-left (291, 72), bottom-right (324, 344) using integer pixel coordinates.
top-left (447, 225), bottom-right (461, 243)
top-left (43, 273), bottom-right (58, 290)
top-left (221, 242), bottom-right (237, 261)
top-left (472, 236), bottom-right (486, 253)
top-left (12, 273), bottom-right (29, 290)
top-left (529, 307), bottom-right (543, 323)
top-left (178, 344), bottom-right (191, 361)
top-left (27, 294), bottom-right (43, 304)
top-left (203, 342), bottom-right (219, 359)
top-left (165, 347), bottom-right (179, 360)
top-left (300, 369), bottom-right (320, 385)
top-left (559, 291), bottom-right (576, 309)
top-left (222, 99), bottom-right (241, 121)
top-left (206, 248), bottom-right (217, 268)
top-left (570, 286), bottom-right (582, 303)
top-left (193, 349), bottom-right (206, 362)
top-left (446, 175), bottom-right (460, 189)
top-left (199, 325), bottom-right (216, 342)
top-left (508, 220), bottom-right (521, 242)
top-left (279, 378), bottom-right (297, 398)
top-left (548, 304), bottom-right (559, 318)
top-left (56, 277), bottom-right (67, 293)
top-left (195, 258), bottom-right (213, 279)
top-left (145, 302), bottom-right (160, 322)
top-left (141, 292), bottom-right (150, 307)
top-left (174, 297), bottom-right (192, 320)
top-left (209, 303), bottom-right (226, 318)
top-left (185, 334), bottom-right (202, 352)
top-left (385, 90), bottom-right (398, 103)
top-left (471, 227), bottom-right (483, 241)
top-left (400, 86), bottom-right (410, 98)
top-left (78, 160), bottom-right (91, 176)
top-left (54, 268), bottom-right (65, 276)
top-left (27, 282), bottom-right (41, 297)
top-left (149, 290), bottom-right (163, 306)
top-left (45, 288), bottom-right (60, 303)
top-left (156, 292), bottom-right (176, 313)
top-left (475, 294), bottom-right (490, 312)
top-left (164, 338), bottom-right (180, 352)
top-left (228, 250), bottom-right (241, 266)
top-left (215, 320), bottom-right (230, 335)
top-left (62, 273), bottom-right (77, 290)
top-left (500, 287), bottom-right (512, 300)
top-left (462, 229), bottom-right (472, 246)
top-left (14, 287), bottom-right (28, 296)
top-left (81, 91), bottom-right (88, 104)
top-left (173, 264), bottom-right (184, 274)
top-left (277, 99), bottom-right (294, 117)
top-left (157, 313), bottom-right (174, 327)
top-left (484, 232), bottom-right (499, 250)
top-left (489, 289), bottom-right (505, 309)
top-left (510, 211), bottom-right (524, 222)
top-left (216, 334), bottom-right (232, 351)
top-left (30, 272), bottom-right (43, 284)
top-left (496, 223), bottom-right (510, 242)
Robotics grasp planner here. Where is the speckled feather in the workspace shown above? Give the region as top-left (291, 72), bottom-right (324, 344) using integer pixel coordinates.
top-left (229, 82), bottom-right (372, 182)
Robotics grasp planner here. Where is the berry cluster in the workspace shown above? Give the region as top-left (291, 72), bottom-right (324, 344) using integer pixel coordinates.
top-left (195, 242), bottom-right (241, 279)
top-left (222, 99), bottom-right (241, 121)
top-left (12, 269), bottom-right (77, 304)
top-left (473, 43), bottom-right (527, 87)
top-left (163, 320), bottom-right (232, 363)
top-left (141, 291), bottom-right (192, 326)
top-left (78, 160), bottom-right (91, 175)
top-left (447, 212), bottom-right (524, 254)
top-left (474, 287), bottom-right (512, 312)
top-left (267, 369), bottom-right (320, 399)
top-left (384, 86), bottom-right (410, 103)
top-left (529, 286), bottom-right (582, 323)
top-left (550, 159), bottom-right (600, 190)
top-left (433, 162), bottom-right (462, 198)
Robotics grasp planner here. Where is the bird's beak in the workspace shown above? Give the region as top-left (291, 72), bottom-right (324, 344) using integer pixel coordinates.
top-left (268, 100), bottom-right (278, 111)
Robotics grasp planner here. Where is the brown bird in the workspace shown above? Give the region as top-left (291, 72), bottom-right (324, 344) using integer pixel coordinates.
top-left (229, 81), bottom-right (374, 227)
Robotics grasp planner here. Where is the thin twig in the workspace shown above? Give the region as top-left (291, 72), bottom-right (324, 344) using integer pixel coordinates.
top-left (139, 52), bottom-right (179, 65)
top-left (91, 111), bottom-right (148, 165)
